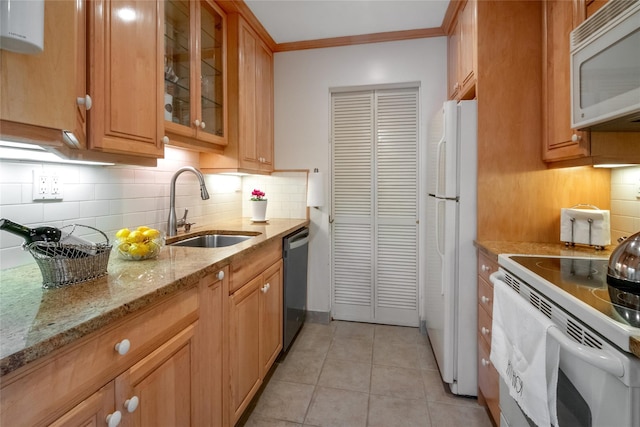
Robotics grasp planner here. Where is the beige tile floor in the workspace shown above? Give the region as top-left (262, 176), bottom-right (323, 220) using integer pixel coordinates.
top-left (242, 321), bottom-right (493, 427)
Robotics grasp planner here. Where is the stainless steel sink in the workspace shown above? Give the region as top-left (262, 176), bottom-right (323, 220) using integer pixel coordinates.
top-left (169, 234), bottom-right (254, 248)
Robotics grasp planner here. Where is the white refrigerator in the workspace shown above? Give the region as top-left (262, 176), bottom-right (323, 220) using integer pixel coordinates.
top-left (425, 100), bottom-right (478, 396)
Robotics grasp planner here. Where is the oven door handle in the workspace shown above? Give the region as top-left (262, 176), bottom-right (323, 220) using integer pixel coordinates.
top-left (490, 271), bottom-right (625, 378)
top-left (548, 327), bottom-right (624, 378)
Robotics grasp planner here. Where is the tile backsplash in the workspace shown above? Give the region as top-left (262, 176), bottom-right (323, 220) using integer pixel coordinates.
top-left (0, 147), bottom-right (307, 270)
top-left (610, 166), bottom-right (640, 242)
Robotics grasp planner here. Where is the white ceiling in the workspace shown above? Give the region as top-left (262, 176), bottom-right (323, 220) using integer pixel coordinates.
top-left (244, 0), bottom-right (451, 44)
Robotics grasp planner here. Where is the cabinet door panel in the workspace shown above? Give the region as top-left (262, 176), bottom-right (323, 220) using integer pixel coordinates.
top-left (88, 0), bottom-right (163, 157)
top-left (238, 21), bottom-right (258, 167)
top-left (116, 324), bottom-right (195, 427)
top-left (49, 383), bottom-right (115, 427)
top-left (256, 42), bottom-right (274, 171)
top-left (260, 261), bottom-right (283, 377)
top-left (164, 0), bottom-right (193, 133)
top-left (0, 0), bottom-right (79, 133)
top-left (229, 275), bottom-right (262, 421)
top-left (478, 338), bottom-right (499, 423)
top-left (194, 269), bottom-right (227, 427)
top-left (542, 0), bottom-right (589, 161)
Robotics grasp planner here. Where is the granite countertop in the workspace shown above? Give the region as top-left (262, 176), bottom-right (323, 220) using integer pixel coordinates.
top-left (475, 240), bottom-right (614, 261)
top-left (0, 217), bottom-right (309, 377)
top-left (475, 240), bottom-right (640, 359)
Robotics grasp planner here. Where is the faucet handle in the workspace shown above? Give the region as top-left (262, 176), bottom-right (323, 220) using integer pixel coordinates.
top-left (177, 209), bottom-right (189, 227)
top-left (184, 222), bottom-right (195, 233)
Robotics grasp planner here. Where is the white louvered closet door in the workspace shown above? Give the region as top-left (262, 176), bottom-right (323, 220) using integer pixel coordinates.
top-left (331, 87), bottom-right (419, 326)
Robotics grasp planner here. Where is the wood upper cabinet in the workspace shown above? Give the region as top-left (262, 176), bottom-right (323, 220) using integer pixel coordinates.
top-left (237, 16), bottom-right (274, 173)
top-left (586, 0), bottom-right (608, 16)
top-left (200, 13), bottom-right (274, 175)
top-left (448, 0), bottom-right (476, 100)
top-left (229, 258), bottom-right (283, 424)
top-left (163, 0), bottom-right (228, 153)
top-left (0, 0), bottom-right (86, 148)
top-left (542, 0), bottom-right (590, 162)
top-left (87, 0), bottom-right (164, 158)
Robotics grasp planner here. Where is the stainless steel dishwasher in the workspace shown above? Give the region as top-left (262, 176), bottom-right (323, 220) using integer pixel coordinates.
top-left (282, 227), bottom-right (309, 352)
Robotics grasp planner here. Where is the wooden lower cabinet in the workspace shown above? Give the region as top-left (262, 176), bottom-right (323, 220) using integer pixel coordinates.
top-left (229, 259), bottom-right (283, 424)
top-left (260, 261), bottom-right (283, 377)
top-left (0, 288), bottom-right (199, 426)
top-left (116, 324), bottom-right (196, 427)
top-left (1, 248), bottom-right (286, 427)
top-left (229, 274), bottom-right (263, 420)
top-left (477, 252), bottom-right (500, 424)
top-left (195, 268), bottom-right (228, 427)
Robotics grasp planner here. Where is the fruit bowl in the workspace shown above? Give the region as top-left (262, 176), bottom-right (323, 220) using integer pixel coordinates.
top-left (113, 226), bottom-right (165, 261)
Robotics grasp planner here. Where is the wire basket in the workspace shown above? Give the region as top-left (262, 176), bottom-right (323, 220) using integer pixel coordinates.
top-left (27, 225), bottom-right (112, 289)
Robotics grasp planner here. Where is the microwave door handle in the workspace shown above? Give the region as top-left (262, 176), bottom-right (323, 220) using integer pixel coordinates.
top-left (549, 325), bottom-right (624, 378)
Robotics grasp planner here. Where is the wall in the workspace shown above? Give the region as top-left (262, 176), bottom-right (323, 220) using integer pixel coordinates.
top-left (0, 146), bottom-right (308, 270)
top-left (611, 166), bottom-right (640, 241)
top-left (273, 37), bottom-right (448, 314)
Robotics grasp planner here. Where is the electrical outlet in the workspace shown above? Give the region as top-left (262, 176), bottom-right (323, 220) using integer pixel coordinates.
top-left (32, 170), bottom-right (63, 201)
top-left (50, 175), bottom-right (63, 198)
top-left (33, 171), bottom-right (49, 200)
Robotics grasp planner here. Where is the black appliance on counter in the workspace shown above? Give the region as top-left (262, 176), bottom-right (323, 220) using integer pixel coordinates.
top-left (282, 227), bottom-right (309, 352)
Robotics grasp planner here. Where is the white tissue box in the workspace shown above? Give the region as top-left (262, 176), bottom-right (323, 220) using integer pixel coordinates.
top-left (560, 208), bottom-right (611, 247)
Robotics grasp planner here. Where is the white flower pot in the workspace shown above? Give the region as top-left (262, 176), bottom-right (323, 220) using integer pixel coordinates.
top-left (251, 200), bottom-right (268, 221)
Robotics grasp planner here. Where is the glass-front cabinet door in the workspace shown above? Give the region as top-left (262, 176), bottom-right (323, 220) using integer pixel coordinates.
top-left (200, 3), bottom-right (225, 139)
top-left (164, 0), bottom-right (226, 150)
top-left (164, 0), bottom-right (190, 128)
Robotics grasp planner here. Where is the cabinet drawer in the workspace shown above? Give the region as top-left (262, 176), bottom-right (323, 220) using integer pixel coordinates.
top-left (478, 275), bottom-right (494, 315)
top-left (1, 287), bottom-right (198, 426)
top-left (478, 301), bottom-right (493, 349)
top-left (230, 238), bottom-right (282, 293)
top-left (478, 251), bottom-right (498, 283)
top-left (478, 337), bottom-right (500, 423)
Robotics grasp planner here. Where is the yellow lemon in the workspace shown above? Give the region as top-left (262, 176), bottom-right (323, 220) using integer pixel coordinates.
top-left (128, 242), bottom-right (150, 258)
top-left (118, 242), bottom-right (131, 253)
top-left (126, 230), bottom-right (144, 244)
top-left (115, 228), bottom-right (130, 239)
top-left (137, 226), bottom-right (150, 233)
top-left (142, 228), bottom-right (161, 240)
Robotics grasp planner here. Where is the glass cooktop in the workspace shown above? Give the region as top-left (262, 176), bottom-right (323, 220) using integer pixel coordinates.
top-left (510, 256), bottom-right (640, 329)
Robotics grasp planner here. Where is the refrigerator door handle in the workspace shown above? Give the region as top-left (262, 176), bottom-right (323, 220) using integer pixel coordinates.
top-left (435, 198), bottom-right (445, 295)
top-left (435, 135), bottom-right (446, 197)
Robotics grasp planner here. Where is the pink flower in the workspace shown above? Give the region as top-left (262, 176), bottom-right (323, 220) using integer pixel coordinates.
top-left (251, 189), bottom-right (266, 200)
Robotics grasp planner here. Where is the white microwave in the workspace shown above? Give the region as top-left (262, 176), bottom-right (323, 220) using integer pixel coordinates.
top-left (570, 0), bottom-right (640, 131)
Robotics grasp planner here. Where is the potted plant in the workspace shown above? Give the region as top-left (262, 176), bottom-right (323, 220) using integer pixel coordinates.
top-left (250, 189), bottom-right (268, 222)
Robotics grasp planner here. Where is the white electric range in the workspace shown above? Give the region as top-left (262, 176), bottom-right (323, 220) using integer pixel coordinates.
top-left (494, 254), bottom-right (640, 427)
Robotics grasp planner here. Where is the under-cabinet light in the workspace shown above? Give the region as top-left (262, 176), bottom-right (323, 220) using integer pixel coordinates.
top-left (593, 164), bottom-right (636, 168)
top-left (0, 141), bottom-right (114, 166)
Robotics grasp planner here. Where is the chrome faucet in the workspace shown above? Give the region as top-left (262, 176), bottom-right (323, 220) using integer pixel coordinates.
top-left (167, 166), bottom-right (210, 237)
